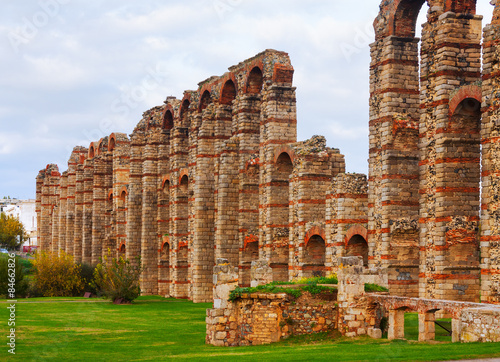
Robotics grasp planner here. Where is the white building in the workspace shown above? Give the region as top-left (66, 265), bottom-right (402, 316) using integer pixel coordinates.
top-left (3, 199), bottom-right (37, 247)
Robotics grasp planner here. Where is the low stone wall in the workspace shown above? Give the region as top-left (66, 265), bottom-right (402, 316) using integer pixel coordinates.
top-left (460, 307), bottom-right (500, 342)
top-left (206, 292), bottom-right (337, 346)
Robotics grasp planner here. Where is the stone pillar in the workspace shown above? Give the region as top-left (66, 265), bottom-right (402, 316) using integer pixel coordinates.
top-left (369, 33), bottom-right (421, 297)
top-left (480, 3), bottom-right (500, 304)
top-left (418, 311), bottom-right (436, 342)
top-left (58, 172), bottom-right (68, 254)
top-left (419, 9), bottom-right (482, 302)
top-left (82, 157), bottom-right (94, 265)
top-left (157, 130), bottom-right (171, 297)
top-left (92, 153), bottom-right (107, 265)
top-left (170, 125), bottom-right (190, 299)
top-left (192, 104), bottom-right (218, 303)
top-left (387, 309), bottom-right (405, 340)
top-left (111, 134), bottom-right (130, 259)
top-left (213, 258), bottom-right (238, 309)
top-left (140, 130), bottom-right (160, 295)
top-left (260, 82), bottom-right (297, 282)
top-left (250, 260), bottom-right (273, 287)
top-left (66, 147), bottom-right (86, 257)
top-left (236, 94), bottom-right (261, 287)
top-left (126, 132), bottom-right (145, 267)
top-left (74, 161), bottom-right (85, 263)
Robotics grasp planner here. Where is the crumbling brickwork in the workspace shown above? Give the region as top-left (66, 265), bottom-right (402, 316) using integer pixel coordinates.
top-left (36, 50), bottom-right (346, 302)
top-left (36, 1), bottom-right (500, 305)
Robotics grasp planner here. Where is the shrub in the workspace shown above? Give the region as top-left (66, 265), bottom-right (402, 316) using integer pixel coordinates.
top-left (32, 251), bottom-right (84, 297)
top-left (0, 255), bottom-right (29, 298)
top-left (92, 253), bottom-right (141, 303)
top-left (78, 263), bottom-right (98, 295)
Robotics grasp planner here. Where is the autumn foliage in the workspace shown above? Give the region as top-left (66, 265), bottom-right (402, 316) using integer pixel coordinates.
top-left (92, 252), bottom-right (141, 302)
top-left (0, 213), bottom-right (28, 249)
top-left (32, 251), bottom-right (84, 297)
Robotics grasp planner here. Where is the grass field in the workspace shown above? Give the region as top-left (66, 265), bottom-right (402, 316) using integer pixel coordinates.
top-left (1, 296), bottom-right (500, 361)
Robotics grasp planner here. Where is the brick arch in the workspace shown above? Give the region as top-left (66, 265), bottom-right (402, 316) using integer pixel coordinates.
top-left (179, 168), bottom-right (189, 184)
top-left (245, 66), bottom-right (264, 94)
top-left (95, 137), bottom-right (108, 156)
top-left (162, 104), bottom-right (175, 130)
top-left (449, 85), bottom-right (482, 117)
top-left (88, 142), bottom-right (95, 158)
top-left (108, 133), bottom-right (117, 152)
top-left (220, 77), bottom-right (238, 105)
top-left (305, 226), bottom-right (326, 246)
top-left (375, 0), bottom-right (476, 40)
top-left (107, 190), bottom-right (113, 201)
top-left (161, 176), bottom-right (170, 190)
top-left (118, 241), bottom-right (126, 252)
top-left (273, 145), bottom-right (296, 165)
top-left (161, 240), bottom-right (170, 253)
top-left (344, 225), bottom-right (368, 245)
top-left (198, 86), bottom-right (213, 112)
top-left (119, 186), bottom-right (128, 200)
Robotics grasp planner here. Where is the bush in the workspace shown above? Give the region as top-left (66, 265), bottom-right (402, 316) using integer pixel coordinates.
top-left (78, 263), bottom-right (98, 295)
top-left (32, 251), bottom-right (84, 297)
top-left (0, 255), bottom-right (29, 298)
top-left (92, 253), bottom-right (141, 303)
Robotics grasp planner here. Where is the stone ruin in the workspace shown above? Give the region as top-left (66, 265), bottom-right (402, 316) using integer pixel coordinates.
top-left (36, 0), bottom-right (500, 310)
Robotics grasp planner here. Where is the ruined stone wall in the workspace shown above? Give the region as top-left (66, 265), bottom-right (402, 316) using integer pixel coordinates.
top-left (370, 0), bottom-right (485, 302)
top-left (36, 50), bottom-right (348, 302)
top-left (206, 293), bottom-right (337, 347)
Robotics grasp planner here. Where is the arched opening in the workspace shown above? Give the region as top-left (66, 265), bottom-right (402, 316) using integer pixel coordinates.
top-left (303, 235), bottom-right (326, 278)
top-left (199, 90), bottom-right (212, 112)
top-left (108, 137), bottom-right (116, 152)
top-left (88, 144), bottom-right (95, 158)
top-left (346, 234), bottom-right (368, 267)
top-left (163, 110), bottom-right (174, 130)
top-left (220, 80), bottom-right (237, 105)
top-left (119, 243), bottom-right (126, 258)
top-left (180, 99), bottom-right (190, 128)
top-left (247, 67), bottom-right (263, 94)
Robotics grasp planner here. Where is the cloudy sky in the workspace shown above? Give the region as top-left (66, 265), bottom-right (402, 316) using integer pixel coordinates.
top-left (0, 1), bottom-right (494, 199)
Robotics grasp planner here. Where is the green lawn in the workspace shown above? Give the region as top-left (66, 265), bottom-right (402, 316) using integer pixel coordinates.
top-left (1, 297), bottom-right (500, 361)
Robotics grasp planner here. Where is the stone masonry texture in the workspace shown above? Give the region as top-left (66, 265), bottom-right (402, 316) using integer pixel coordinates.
top-left (36, 1), bottom-right (500, 306)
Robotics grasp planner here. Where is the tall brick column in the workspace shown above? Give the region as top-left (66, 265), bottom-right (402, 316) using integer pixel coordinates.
top-left (236, 93), bottom-right (261, 286)
top-left (480, 3), bottom-right (500, 304)
top-left (260, 80), bottom-right (297, 282)
top-left (369, 24), bottom-right (421, 296)
top-left (111, 134), bottom-right (130, 259)
top-left (66, 147), bottom-right (86, 257)
top-left (92, 139), bottom-right (109, 265)
top-left (418, 7), bottom-right (482, 301)
top-left (82, 154), bottom-right (94, 265)
top-left (170, 125), bottom-right (190, 298)
top-left (141, 126), bottom-right (161, 295)
top-left (58, 172), bottom-right (68, 254)
top-left (74, 160), bottom-right (85, 263)
top-left (126, 131), bottom-right (145, 268)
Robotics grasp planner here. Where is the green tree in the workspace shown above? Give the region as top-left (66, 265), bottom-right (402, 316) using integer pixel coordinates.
top-left (0, 213), bottom-right (28, 249)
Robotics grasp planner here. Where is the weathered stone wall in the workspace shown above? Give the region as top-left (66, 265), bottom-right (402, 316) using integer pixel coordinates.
top-left (37, 50), bottom-right (348, 302)
top-left (206, 293), bottom-right (337, 347)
